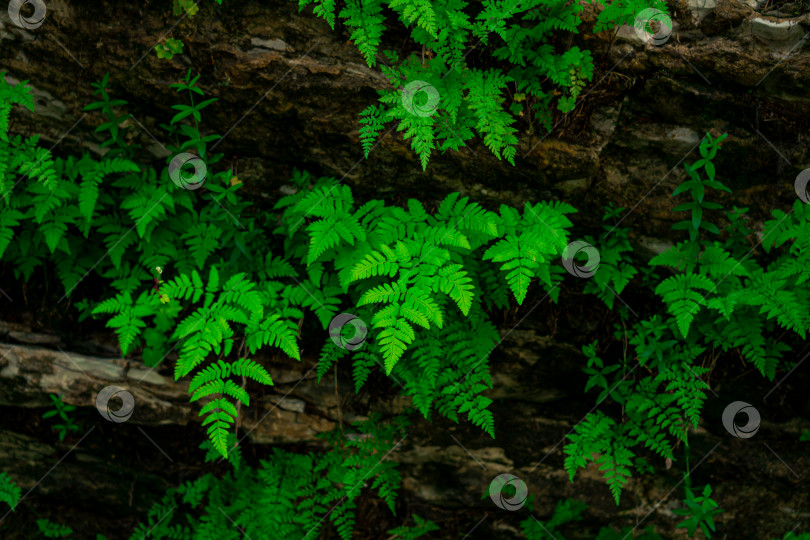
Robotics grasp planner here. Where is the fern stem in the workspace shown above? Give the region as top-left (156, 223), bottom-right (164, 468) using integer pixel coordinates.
top-left (683, 433), bottom-right (692, 490)
top-left (234, 337), bottom-right (247, 438)
top-left (335, 362), bottom-right (344, 436)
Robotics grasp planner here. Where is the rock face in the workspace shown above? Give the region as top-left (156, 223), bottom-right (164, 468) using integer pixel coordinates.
top-left (2, 317), bottom-right (809, 539)
top-left (1, 0), bottom-right (810, 538)
top-left (0, 0), bottom-right (808, 231)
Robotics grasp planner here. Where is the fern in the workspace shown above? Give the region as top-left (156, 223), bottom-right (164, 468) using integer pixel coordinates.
top-left (91, 291), bottom-right (156, 355)
top-left (483, 200), bottom-right (573, 304)
top-left (130, 415), bottom-right (409, 540)
top-left (36, 519), bottom-right (73, 538)
top-left (291, 0), bottom-right (665, 168)
top-left (386, 515), bottom-right (439, 539)
top-left (1, 68), bottom-right (575, 452)
top-left (340, 0), bottom-right (386, 65)
top-left (582, 203), bottom-right (638, 309)
top-left (159, 267), bottom-right (301, 457)
top-left (0, 472), bottom-right (21, 512)
top-left (564, 412), bottom-right (628, 502)
top-left (654, 273), bottom-right (715, 338)
top-left (7, 72), bottom-right (810, 534)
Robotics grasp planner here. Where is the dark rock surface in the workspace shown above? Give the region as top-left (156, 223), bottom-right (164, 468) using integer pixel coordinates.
top-left (1, 0), bottom-right (809, 538)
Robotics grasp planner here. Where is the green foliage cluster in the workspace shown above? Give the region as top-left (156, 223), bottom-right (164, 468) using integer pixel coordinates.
top-left (36, 518), bottom-right (73, 538)
top-left (155, 38), bottom-right (184, 60)
top-left (129, 414), bottom-right (435, 540)
top-left (153, 0), bottom-right (665, 169)
top-left (0, 472), bottom-right (21, 512)
top-left (563, 131), bottom-right (810, 508)
top-left (0, 70), bottom-right (577, 460)
top-left (42, 394), bottom-right (82, 441)
top-left (673, 482), bottom-right (722, 538)
top-left (305, 0), bottom-right (669, 169)
top-left (2, 64), bottom-right (809, 538)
